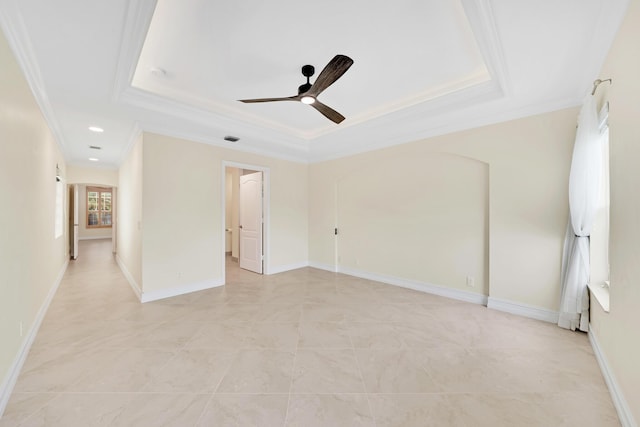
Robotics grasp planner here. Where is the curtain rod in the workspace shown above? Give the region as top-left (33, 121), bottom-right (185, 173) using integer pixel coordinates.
top-left (591, 78), bottom-right (612, 95)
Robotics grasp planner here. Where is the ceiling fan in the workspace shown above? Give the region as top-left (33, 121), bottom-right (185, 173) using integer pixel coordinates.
top-left (239, 54), bottom-right (354, 124)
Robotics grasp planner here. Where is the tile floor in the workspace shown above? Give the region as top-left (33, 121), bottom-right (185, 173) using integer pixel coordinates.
top-left (0, 239), bottom-right (620, 426)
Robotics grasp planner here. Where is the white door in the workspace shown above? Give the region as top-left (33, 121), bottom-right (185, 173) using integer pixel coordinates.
top-left (239, 171), bottom-right (263, 273)
top-left (72, 185), bottom-right (79, 260)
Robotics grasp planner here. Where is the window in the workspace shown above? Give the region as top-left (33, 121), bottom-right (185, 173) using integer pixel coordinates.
top-left (589, 102), bottom-right (610, 311)
top-left (87, 186), bottom-right (112, 228)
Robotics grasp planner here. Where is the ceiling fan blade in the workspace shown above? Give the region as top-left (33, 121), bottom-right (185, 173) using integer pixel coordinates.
top-left (239, 96), bottom-right (299, 103)
top-left (307, 55), bottom-right (354, 97)
top-left (310, 100), bottom-right (345, 124)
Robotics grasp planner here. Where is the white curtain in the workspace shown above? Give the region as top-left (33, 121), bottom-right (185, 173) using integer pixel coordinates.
top-left (558, 95), bottom-right (605, 332)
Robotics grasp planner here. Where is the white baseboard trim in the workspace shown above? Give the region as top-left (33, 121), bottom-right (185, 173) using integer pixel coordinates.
top-left (115, 254), bottom-right (142, 300)
top-left (78, 236), bottom-right (111, 241)
top-left (338, 266), bottom-right (488, 305)
top-left (487, 297), bottom-right (559, 323)
top-left (141, 279), bottom-right (225, 303)
top-left (309, 261), bottom-right (338, 273)
top-left (267, 261), bottom-right (309, 275)
top-left (0, 259), bottom-right (68, 418)
top-left (589, 326), bottom-right (636, 427)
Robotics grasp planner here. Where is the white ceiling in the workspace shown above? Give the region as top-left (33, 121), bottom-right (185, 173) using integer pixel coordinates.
top-left (0, 0), bottom-right (629, 167)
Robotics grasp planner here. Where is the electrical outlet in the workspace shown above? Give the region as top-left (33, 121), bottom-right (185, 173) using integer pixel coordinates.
top-left (466, 276), bottom-right (475, 287)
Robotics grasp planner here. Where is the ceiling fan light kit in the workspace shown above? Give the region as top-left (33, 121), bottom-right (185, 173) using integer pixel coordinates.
top-left (239, 54), bottom-right (354, 124)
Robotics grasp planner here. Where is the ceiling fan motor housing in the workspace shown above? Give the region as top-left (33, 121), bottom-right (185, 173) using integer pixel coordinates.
top-left (301, 64), bottom-right (315, 78)
top-left (298, 82), bottom-right (312, 94)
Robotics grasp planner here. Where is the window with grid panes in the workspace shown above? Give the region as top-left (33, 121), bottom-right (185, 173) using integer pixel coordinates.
top-left (87, 187), bottom-right (112, 228)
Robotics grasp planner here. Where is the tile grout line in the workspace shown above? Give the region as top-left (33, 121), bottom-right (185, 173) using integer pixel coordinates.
top-left (192, 346), bottom-right (241, 426)
top-left (345, 317), bottom-right (377, 427)
top-left (282, 303), bottom-right (303, 426)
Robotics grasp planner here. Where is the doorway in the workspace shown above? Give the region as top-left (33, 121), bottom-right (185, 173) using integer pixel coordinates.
top-left (222, 162), bottom-right (270, 282)
top-left (67, 183), bottom-right (117, 260)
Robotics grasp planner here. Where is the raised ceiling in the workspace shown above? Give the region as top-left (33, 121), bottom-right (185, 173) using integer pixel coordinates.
top-left (0, 0), bottom-right (629, 167)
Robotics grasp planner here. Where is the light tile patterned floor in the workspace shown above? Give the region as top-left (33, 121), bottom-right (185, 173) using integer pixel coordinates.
top-left (0, 239), bottom-right (620, 426)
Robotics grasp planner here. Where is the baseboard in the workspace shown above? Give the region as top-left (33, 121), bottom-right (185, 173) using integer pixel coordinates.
top-left (267, 261), bottom-right (309, 275)
top-left (0, 259), bottom-right (68, 418)
top-left (115, 254), bottom-right (142, 300)
top-left (309, 261), bottom-right (338, 273)
top-left (589, 326), bottom-right (636, 427)
top-left (338, 266), bottom-right (488, 305)
top-left (78, 236), bottom-right (111, 241)
top-left (141, 279), bottom-right (225, 303)
top-left (487, 297), bottom-right (559, 323)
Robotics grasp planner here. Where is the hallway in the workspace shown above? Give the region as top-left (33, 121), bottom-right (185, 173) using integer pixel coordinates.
top-left (0, 240), bottom-right (619, 426)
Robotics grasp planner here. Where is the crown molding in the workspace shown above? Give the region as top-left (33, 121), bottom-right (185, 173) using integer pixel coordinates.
top-left (0, 0), bottom-right (67, 157)
top-left (120, 86), bottom-right (304, 148)
top-left (139, 120), bottom-right (309, 164)
top-left (308, 91), bottom-right (581, 163)
top-left (461, 0), bottom-right (510, 95)
top-left (110, 0), bottom-right (509, 151)
top-left (116, 121), bottom-right (143, 165)
top-left (111, 0), bottom-right (158, 103)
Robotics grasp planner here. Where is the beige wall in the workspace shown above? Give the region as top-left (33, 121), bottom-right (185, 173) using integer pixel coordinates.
top-left (66, 165), bottom-right (118, 187)
top-left (0, 30), bottom-right (68, 404)
top-left (140, 132), bottom-right (308, 295)
top-left (310, 107), bottom-right (576, 311)
top-left (228, 167), bottom-right (241, 259)
top-left (117, 134), bottom-right (143, 291)
top-left (590, 0), bottom-right (640, 422)
top-left (311, 152), bottom-right (488, 295)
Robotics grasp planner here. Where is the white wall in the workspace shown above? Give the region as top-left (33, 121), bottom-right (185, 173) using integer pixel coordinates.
top-left (116, 134), bottom-right (143, 292)
top-left (589, 0), bottom-right (640, 423)
top-left (310, 107), bottom-right (576, 312)
top-left (0, 30), bottom-right (68, 413)
top-left (140, 132), bottom-right (308, 297)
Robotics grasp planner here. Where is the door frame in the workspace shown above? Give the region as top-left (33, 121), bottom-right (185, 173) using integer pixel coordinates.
top-left (221, 161), bottom-right (270, 283)
top-left (68, 184), bottom-right (79, 260)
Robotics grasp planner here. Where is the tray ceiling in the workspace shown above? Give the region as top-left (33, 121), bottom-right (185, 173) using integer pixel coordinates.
top-left (0, 0), bottom-right (629, 166)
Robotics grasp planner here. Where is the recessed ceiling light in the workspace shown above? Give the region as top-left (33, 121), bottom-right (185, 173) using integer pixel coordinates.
top-left (88, 126), bottom-right (104, 133)
top-left (88, 157), bottom-right (99, 162)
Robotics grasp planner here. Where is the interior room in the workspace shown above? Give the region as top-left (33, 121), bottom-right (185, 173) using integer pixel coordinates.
top-left (0, 0), bottom-right (638, 425)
